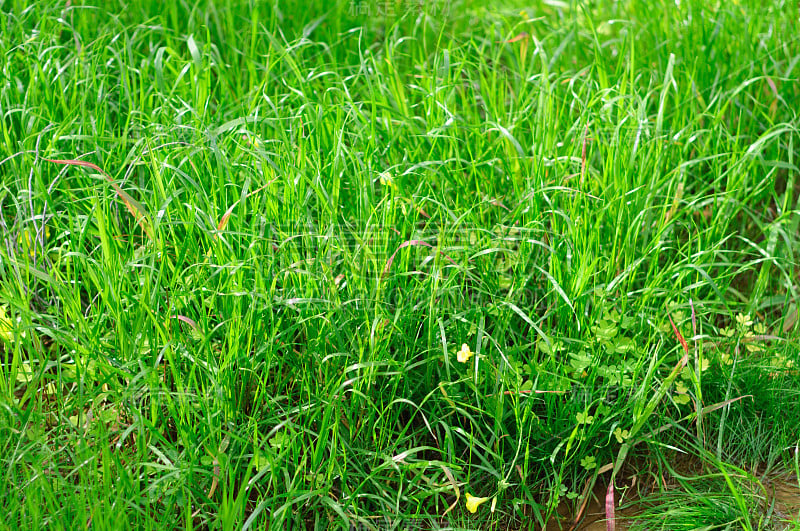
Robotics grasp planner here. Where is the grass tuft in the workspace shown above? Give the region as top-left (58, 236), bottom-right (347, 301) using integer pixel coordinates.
top-left (1, 0), bottom-right (799, 529)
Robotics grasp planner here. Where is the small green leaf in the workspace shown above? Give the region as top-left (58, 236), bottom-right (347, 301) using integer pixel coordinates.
top-left (580, 455), bottom-right (596, 470)
top-left (674, 394), bottom-right (691, 405)
top-left (569, 351), bottom-right (592, 372)
top-left (592, 319), bottom-right (618, 341)
top-left (15, 362), bottom-right (35, 384)
top-left (614, 336), bottom-right (635, 353)
top-left (255, 454), bottom-right (271, 470)
top-left (24, 422), bottom-right (44, 442)
top-left (613, 427), bottom-right (629, 443)
top-left (735, 313), bottom-right (753, 329)
top-left (269, 431), bottom-right (291, 450)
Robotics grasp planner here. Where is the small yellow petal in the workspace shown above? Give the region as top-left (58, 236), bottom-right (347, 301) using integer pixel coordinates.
top-left (457, 343), bottom-right (474, 363)
top-left (465, 492), bottom-right (489, 513)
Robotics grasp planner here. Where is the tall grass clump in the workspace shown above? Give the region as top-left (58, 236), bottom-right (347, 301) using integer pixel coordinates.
top-left (1, 0), bottom-right (798, 529)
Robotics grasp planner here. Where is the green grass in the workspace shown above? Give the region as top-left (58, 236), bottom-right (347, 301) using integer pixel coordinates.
top-left (1, 0), bottom-right (799, 529)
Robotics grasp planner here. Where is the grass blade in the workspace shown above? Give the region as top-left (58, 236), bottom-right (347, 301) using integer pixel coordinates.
top-left (43, 158), bottom-right (154, 239)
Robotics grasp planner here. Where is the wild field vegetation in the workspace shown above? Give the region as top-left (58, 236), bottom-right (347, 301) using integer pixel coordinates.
top-left (1, 0), bottom-right (799, 529)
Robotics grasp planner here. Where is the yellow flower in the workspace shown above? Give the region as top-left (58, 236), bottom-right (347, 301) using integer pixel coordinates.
top-left (379, 171), bottom-right (398, 191)
top-left (457, 343), bottom-right (474, 363)
top-left (465, 492), bottom-right (490, 513)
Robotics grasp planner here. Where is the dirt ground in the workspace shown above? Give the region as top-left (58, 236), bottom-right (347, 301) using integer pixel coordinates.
top-left (545, 472), bottom-right (800, 531)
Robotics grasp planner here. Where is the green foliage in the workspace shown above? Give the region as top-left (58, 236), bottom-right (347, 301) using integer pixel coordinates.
top-left (1, 0), bottom-right (799, 529)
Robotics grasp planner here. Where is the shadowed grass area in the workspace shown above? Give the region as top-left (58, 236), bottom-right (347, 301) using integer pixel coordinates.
top-left (1, 0), bottom-right (799, 529)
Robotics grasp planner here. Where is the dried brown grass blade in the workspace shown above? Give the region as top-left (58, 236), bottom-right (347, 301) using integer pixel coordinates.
top-left (440, 465), bottom-right (460, 517)
top-left (669, 314), bottom-right (689, 354)
top-left (216, 182), bottom-right (271, 232)
top-left (498, 32), bottom-right (529, 43)
top-left (381, 240), bottom-right (456, 278)
top-left (568, 474), bottom-right (598, 531)
top-left (783, 306), bottom-right (798, 333)
top-left (700, 395), bottom-right (752, 416)
top-left (44, 158), bottom-right (154, 240)
top-left (207, 434), bottom-right (230, 499)
top-left (170, 314), bottom-right (198, 329)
